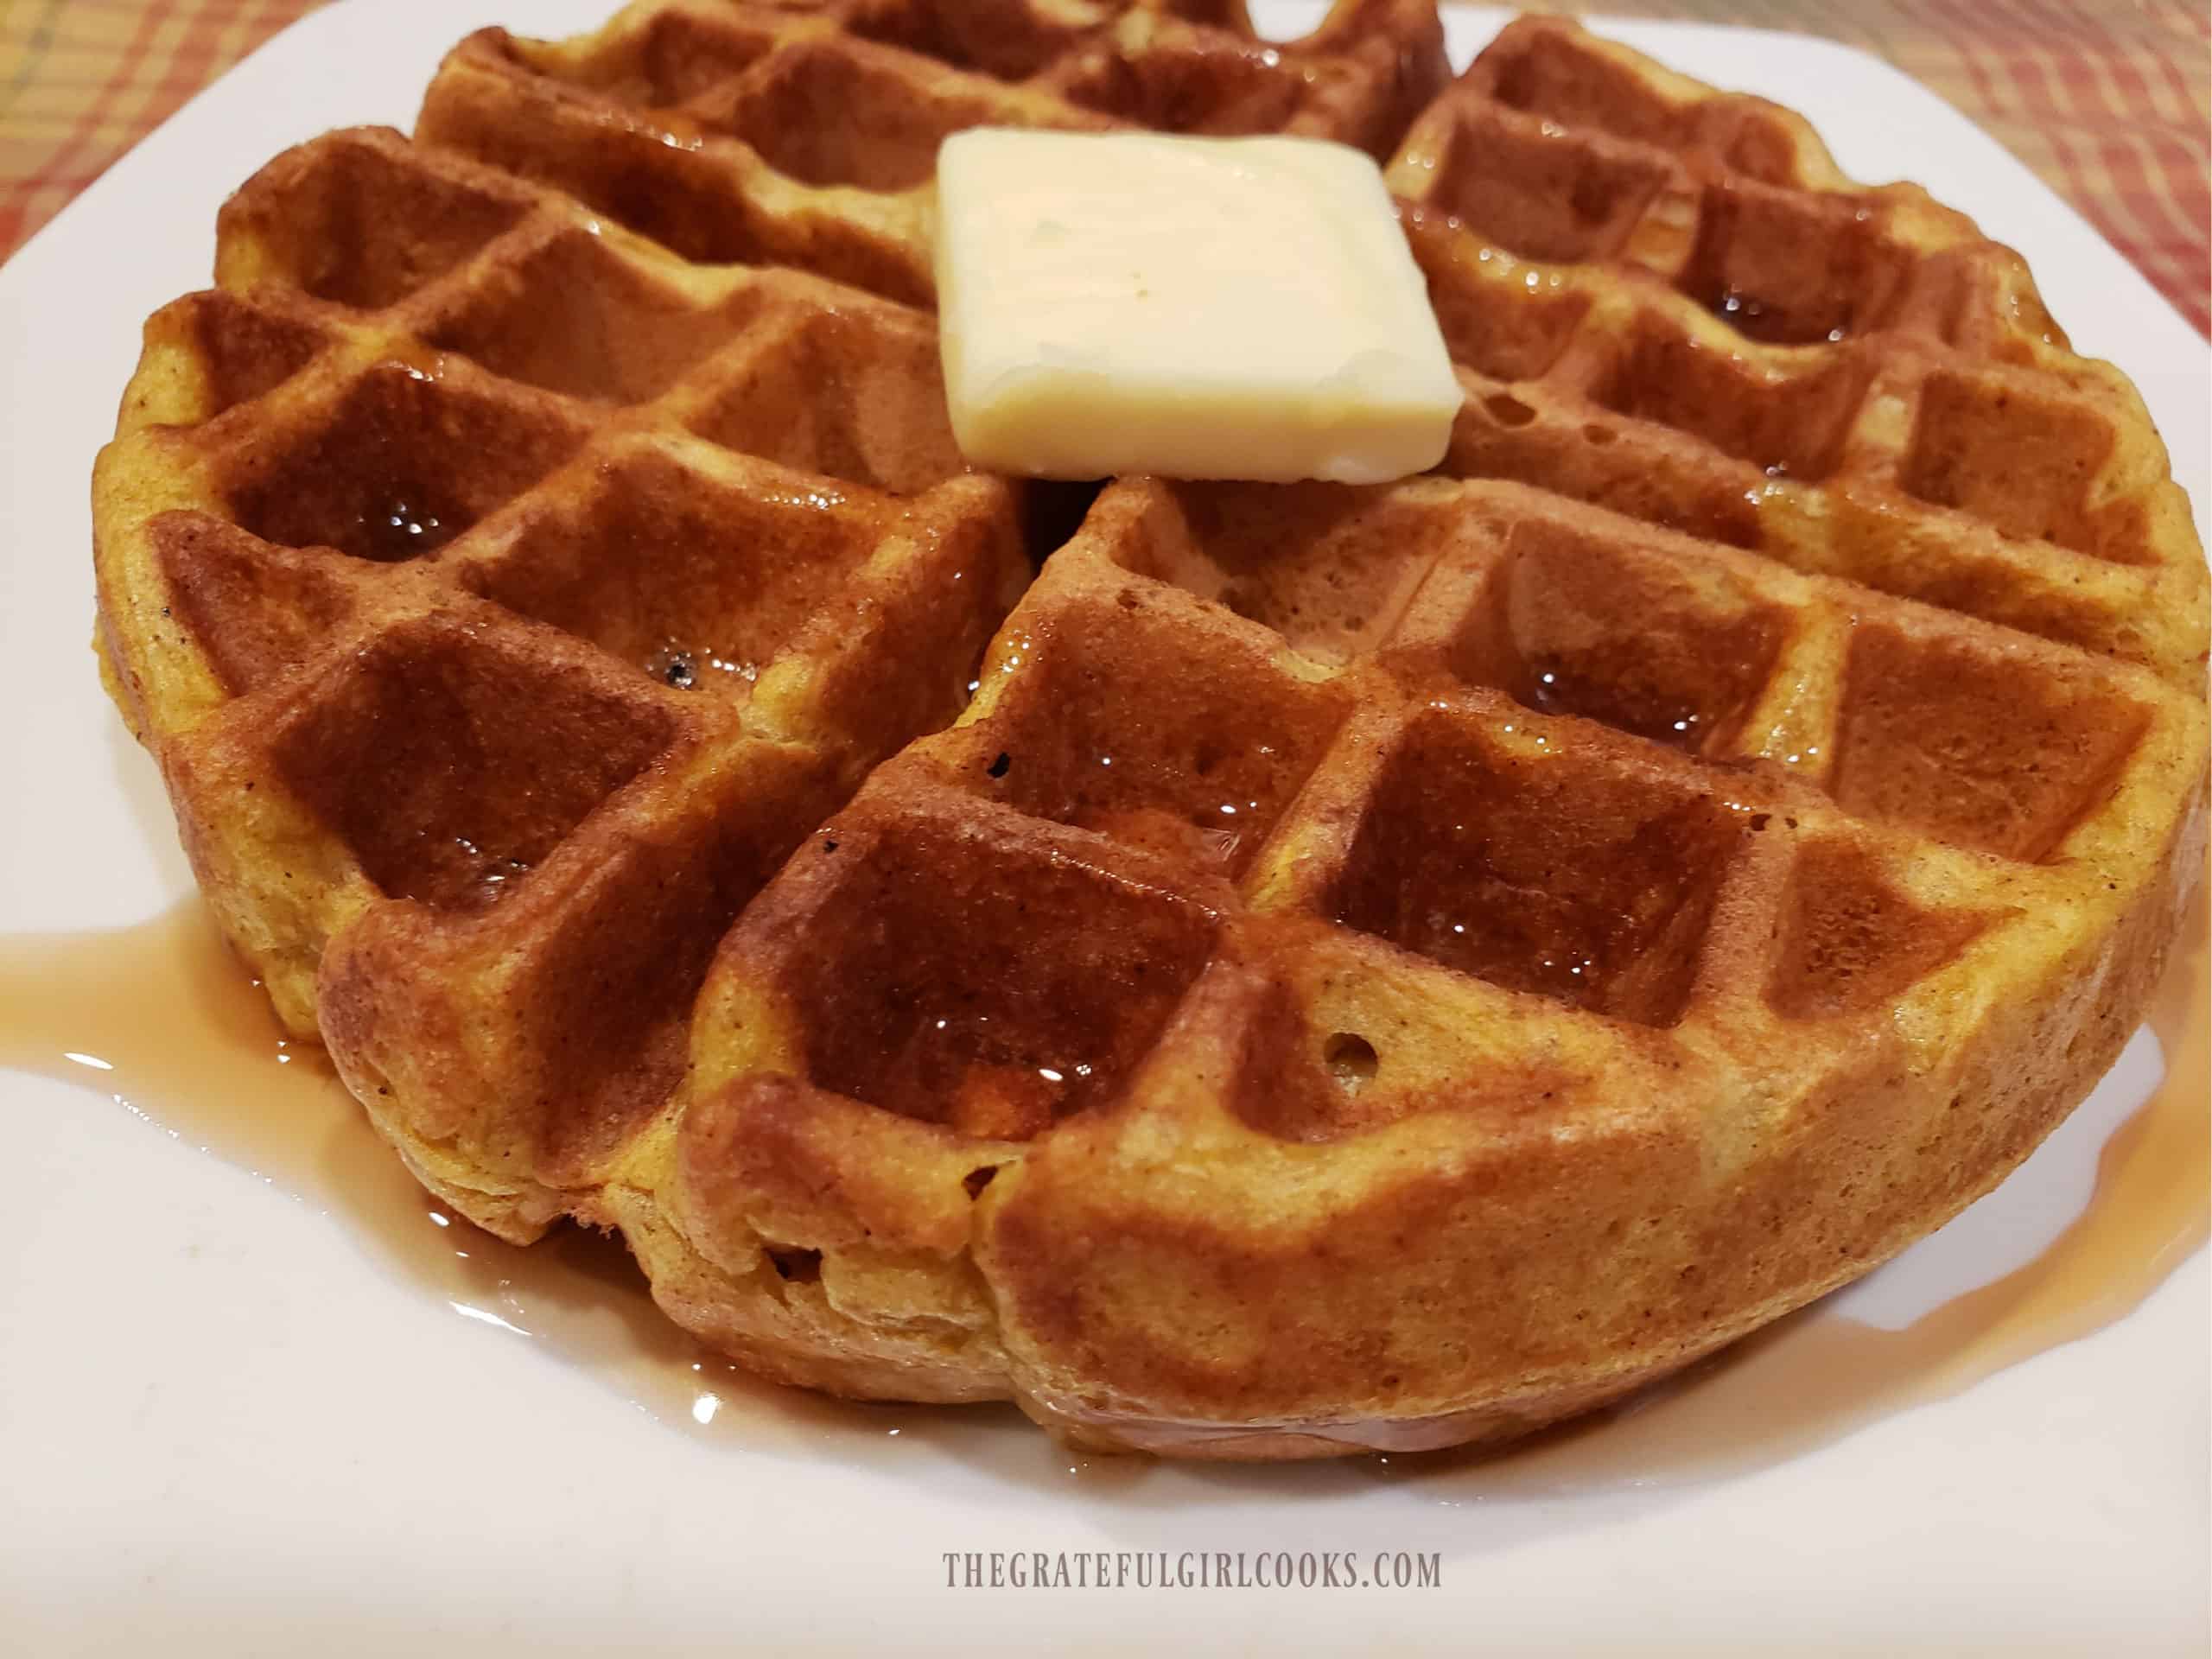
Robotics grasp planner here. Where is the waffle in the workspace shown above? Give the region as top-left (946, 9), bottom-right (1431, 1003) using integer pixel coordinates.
top-left (92, 3), bottom-right (2207, 1459)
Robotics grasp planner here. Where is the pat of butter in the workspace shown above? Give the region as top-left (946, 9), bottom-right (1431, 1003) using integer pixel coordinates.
top-left (933, 130), bottom-right (1461, 485)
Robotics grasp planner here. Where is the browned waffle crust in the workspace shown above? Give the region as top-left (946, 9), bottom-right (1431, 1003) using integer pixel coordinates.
top-left (93, 3), bottom-right (2208, 1458)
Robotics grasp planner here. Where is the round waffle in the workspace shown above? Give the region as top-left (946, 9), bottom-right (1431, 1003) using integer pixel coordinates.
top-left (93, 2), bottom-right (2208, 1459)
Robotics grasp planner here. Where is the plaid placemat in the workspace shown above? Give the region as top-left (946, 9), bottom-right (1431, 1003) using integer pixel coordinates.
top-left (2, 0), bottom-right (2205, 335)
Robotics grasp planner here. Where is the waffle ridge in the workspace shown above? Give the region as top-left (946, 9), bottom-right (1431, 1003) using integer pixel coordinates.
top-left (92, 3), bottom-right (2207, 1459)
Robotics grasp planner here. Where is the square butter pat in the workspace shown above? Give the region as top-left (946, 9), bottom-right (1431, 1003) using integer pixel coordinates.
top-left (934, 129), bottom-right (1462, 484)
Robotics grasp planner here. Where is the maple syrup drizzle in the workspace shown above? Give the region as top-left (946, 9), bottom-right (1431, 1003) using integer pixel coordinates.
top-left (0, 887), bottom-right (2202, 1495)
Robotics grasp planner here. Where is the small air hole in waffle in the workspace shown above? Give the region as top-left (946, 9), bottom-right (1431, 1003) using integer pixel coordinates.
top-left (766, 1246), bottom-right (823, 1283)
top-left (1483, 393), bottom-right (1537, 428)
top-left (1223, 967), bottom-right (1554, 1143)
top-left (1323, 1032), bottom-right (1380, 1090)
top-left (962, 1166), bottom-right (1000, 1199)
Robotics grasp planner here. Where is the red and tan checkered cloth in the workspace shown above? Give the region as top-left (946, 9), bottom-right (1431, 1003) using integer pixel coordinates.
top-left (3, 0), bottom-right (2205, 334)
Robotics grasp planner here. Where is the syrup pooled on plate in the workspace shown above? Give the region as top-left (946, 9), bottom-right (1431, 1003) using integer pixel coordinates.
top-left (0, 883), bottom-right (2202, 1495)
top-left (0, 901), bottom-right (871, 1456)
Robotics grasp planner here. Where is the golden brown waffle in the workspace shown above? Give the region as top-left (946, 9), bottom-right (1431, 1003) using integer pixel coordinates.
top-left (1392, 17), bottom-right (2208, 678)
top-left (92, 3), bottom-right (2206, 1459)
top-left (412, 0), bottom-right (1450, 305)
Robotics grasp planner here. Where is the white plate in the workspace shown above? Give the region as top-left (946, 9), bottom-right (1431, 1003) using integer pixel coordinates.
top-left (2, 3), bottom-right (2206, 1653)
